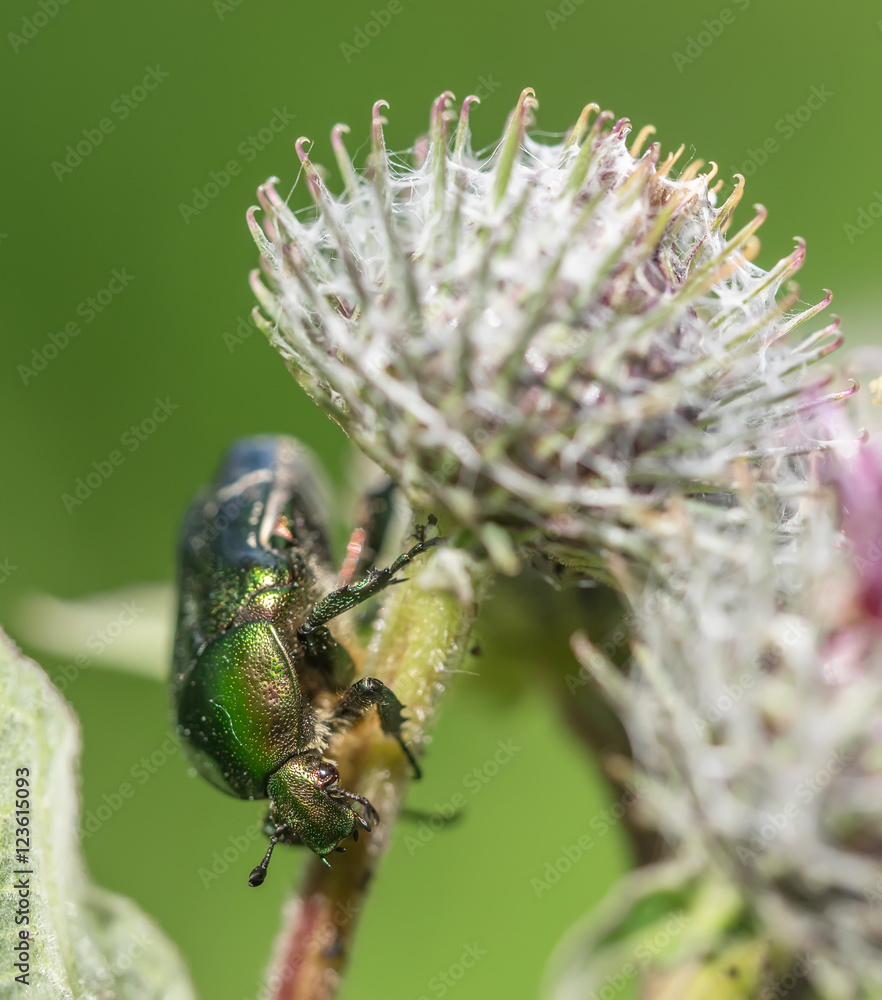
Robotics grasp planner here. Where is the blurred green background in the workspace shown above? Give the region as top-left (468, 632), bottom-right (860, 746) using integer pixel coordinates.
top-left (1, 1), bottom-right (880, 997)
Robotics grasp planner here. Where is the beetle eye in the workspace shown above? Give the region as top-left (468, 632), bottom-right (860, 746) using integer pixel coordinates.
top-left (316, 762), bottom-right (338, 788)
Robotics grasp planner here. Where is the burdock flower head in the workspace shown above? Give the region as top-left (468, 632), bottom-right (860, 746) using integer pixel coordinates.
top-left (248, 89), bottom-right (845, 576)
top-left (565, 453), bottom-right (882, 997)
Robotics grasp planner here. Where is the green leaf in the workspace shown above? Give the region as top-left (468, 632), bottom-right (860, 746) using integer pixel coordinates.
top-left (13, 584), bottom-right (173, 680)
top-left (544, 861), bottom-right (765, 1000)
top-left (0, 627), bottom-right (194, 998)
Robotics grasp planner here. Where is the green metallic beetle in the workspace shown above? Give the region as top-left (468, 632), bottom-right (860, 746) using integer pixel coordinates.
top-left (172, 435), bottom-right (438, 886)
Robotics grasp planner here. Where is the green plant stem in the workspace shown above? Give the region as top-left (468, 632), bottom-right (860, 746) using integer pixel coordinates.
top-left (266, 546), bottom-right (487, 1000)
top-left (482, 571), bottom-right (663, 867)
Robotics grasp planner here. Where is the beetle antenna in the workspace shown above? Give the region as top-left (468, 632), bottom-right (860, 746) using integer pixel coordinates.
top-left (248, 828), bottom-right (288, 887)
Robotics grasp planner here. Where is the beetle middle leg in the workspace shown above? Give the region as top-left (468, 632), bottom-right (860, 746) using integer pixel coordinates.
top-left (330, 677), bottom-right (422, 779)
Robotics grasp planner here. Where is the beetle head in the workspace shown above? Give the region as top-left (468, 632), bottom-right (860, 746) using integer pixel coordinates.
top-left (249, 754), bottom-right (378, 886)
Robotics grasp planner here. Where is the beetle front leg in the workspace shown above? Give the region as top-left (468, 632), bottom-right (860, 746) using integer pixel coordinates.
top-left (297, 528), bottom-right (442, 661)
top-left (249, 822), bottom-right (291, 887)
top-left (331, 677), bottom-right (422, 779)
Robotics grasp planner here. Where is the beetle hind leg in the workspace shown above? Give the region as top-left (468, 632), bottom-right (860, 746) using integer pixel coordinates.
top-left (330, 676), bottom-right (422, 779)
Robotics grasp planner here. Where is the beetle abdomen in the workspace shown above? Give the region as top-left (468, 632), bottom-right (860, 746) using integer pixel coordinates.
top-left (175, 620), bottom-right (308, 799)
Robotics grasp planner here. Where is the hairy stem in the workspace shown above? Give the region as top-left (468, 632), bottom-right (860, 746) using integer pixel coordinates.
top-left (265, 544), bottom-right (487, 1000)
